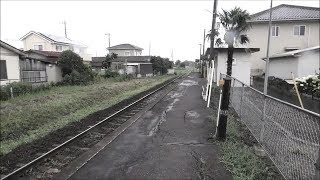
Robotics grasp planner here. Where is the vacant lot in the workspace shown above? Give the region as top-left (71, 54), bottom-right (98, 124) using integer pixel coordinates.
top-left (0, 75), bottom-right (174, 155)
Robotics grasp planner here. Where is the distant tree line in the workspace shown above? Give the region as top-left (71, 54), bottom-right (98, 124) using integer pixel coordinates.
top-left (175, 60), bottom-right (195, 68)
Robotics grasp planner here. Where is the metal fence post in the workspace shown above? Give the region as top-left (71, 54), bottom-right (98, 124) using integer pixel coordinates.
top-left (314, 149), bottom-right (320, 180)
top-left (240, 83), bottom-right (244, 118)
top-left (259, 95), bottom-right (267, 143)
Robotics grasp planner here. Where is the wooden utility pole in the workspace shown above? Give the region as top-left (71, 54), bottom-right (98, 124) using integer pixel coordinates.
top-left (63, 21), bottom-right (67, 38)
top-left (203, 29), bottom-right (206, 55)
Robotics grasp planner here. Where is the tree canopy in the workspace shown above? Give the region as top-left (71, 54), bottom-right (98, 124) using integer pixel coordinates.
top-left (150, 56), bottom-right (173, 75)
top-left (57, 50), bottom-right (94, 85)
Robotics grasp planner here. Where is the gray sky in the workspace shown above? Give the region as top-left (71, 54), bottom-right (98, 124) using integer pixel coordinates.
top-left (1, 0), bottom-right (319, 61)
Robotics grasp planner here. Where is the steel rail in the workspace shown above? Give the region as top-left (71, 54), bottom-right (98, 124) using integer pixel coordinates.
top-left (1, 74), bottom-right (186, 180)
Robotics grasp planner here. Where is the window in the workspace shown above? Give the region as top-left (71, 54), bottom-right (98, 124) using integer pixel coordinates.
top-left (272, 26), bottom-right (279, 37)
top-left (34, 45), bottom-right (43, 50)
top-left (124, 51), bottom-right (130, 56)
top-left (21, 71), bottom-right (47, 83)
top-left (0, 60), bottom-right (8, 80)
top-left (56, 45), bottom-right (63, 51)
top-left (294, 25), bottom-right (306, 36)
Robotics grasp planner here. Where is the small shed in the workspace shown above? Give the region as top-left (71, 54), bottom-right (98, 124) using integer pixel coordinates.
top-left (263, 46), bottom-right (320, 80)
top-left (205, 47), bottom-right (260, 85)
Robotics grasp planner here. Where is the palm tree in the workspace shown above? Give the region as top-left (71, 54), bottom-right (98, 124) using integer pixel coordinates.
top-left (219, 7), bottom-right (251, 76)
top-left (206, 29), bottom-right (224, 48)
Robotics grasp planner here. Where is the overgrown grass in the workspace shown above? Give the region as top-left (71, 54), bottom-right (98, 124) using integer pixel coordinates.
top-left (219, 114), bottom-right (283, 180)
top-left (0, 75), bottom-right (174, 155)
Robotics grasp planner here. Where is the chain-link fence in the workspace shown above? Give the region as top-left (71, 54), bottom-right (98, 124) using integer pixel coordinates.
top-left (220, 73), bottom-right (320, 180)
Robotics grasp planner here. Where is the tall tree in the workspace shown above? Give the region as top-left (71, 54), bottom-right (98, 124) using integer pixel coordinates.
top-left (102, 53), bottom-right (118, 69)
top-left (219, 7), bottom-right (251, 76)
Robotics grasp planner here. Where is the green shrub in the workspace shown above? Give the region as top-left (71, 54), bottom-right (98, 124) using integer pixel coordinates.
top-left (104, 69), bottom-right (120, 78)
top-left (58, 50), bottom-right (95, 85)
top-left (296, 74), bottom-right (320, 98)
top-left (0, 82), bottom-right (40, 101)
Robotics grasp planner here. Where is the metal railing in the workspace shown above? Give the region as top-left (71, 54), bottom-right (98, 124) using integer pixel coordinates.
top-left (220, 73), bottom-right (320, 180)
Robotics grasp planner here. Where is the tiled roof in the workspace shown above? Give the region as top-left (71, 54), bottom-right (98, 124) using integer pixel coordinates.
top-left (0, 40), bottom-right (26, 56)
top-left (27, 50), bottom-right (62, 58)
top-left (20, 31), bottom-right (87, 47)
top-left (263, 46), bottom-right (320, 59)
top-left (107, 44), bottom-right (143, 50)
top-left (25, 50), bottom-right (62, 64)
top-left (249, 4), bottom-right (320, 22)
top-left (91, 56), bottom-right (151, 67)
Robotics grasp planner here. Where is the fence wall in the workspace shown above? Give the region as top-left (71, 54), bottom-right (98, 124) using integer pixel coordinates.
top-left (220, 73), bottom-right (320, 180)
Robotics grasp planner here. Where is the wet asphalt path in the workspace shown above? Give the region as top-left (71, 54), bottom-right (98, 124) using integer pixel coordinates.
top-left (70, 73), bottom-right (232, 180)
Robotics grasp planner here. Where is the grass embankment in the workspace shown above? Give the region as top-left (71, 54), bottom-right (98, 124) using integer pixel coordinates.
top-left (0, 75), bottom-right (174, 155)
top-left (220, 114), bottom-right (283, 180)
top-left (210, 87), bottom-right (283, 180)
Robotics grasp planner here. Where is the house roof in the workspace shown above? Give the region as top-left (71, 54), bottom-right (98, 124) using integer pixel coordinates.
top-left (263, 46), bottom-right (320, 60)
top-left (20, 31), bottom-right (87, 47)
top-left (25, 50), bottom-right (62, 64)
top-left (91, 56), bottom-right (151, 67)
top-left (0, 40), bottom-right (26, 56)
top-left (205, 47), bottom-right (260, 57)
top-left (107, 44), bottom-right (143, 50)
top-left (249, 4), bottom-right (320, 23)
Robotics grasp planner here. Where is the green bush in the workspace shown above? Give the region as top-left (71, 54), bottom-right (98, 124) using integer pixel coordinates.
top-left (58, 50), bottom-right (95, 85)
top-left (0, 82), bottom-right (50, 101)
top-left (104, 69), bottom-right (120, 78)
top-left (296, 74), bottom-right (320, 98)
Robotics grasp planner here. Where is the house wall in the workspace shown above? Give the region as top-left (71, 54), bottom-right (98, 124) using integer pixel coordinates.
top-left (216, 51), bottom-right (252, 85)
top-left (23, 33), bottom-right (91, 61)
top-left (109, 49), bottom-right (142, 56)
top-left (46, 64), bottom-right (63, 83)
top-left (247, 21), bottom-right (320, 75)
top-left (297, 50), bottom-right (320, 77)
top-left (269, 57), bottom-right (298, 79)
top-left (0, 47), bottom-right (21, 85)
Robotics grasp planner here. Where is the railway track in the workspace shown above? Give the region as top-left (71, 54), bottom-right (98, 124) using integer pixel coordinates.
top-left (1, 73), bottom-right (189, 180)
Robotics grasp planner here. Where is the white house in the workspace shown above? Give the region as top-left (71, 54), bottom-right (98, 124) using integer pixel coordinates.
top-left (264, 46), bottom-right (319, 81)
top-left (247, 4), bottom-right (320, 76)
top-left (107, 44), bottom-right (143, 56)
top-left (20, 31), bottom-right (91, 62)
top-left (0, 40), bottom-right (63, 85)
top-left (0, 40), bottom-right (26, 85)
top-left (205, 48), bottom-right (260, 86)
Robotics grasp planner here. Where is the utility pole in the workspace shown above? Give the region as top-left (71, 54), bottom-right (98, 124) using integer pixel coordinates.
top-left (199, 44), bottom-right (202, 62)
top-left (149, 42), bottom-right (151, 56)
top-left (105, 33), bottom-right (111, 48)
top-left (209, 0), bottom-right (230, 142)
top-left (171, 49), bottom-right (174, 61)
top-left (263, 0), bottom-right (273, 95)
top-left (203, 29), bottom-right (206, 55)
top-left (61, 20), bottom-right (67, 38)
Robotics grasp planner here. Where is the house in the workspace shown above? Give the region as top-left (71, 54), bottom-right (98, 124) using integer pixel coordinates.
top-left (247, 4), bottom-right (320, 76)
top-left (23, 50), bottom-right (63, 83)
top-left (107, 44), bottom-right (143, 56)
top-left (0, 40), bottom-right (63, 85)
top-left (205, 47), bottom-right (260, 85)
top-left (263, 46), bottom-right (319, 81)
top-left (20, 31), bottom-right (91, 62)
top-left (91, 56), bottom-right (153, 77)
top-left (0, 40), bottom-right (26, 85)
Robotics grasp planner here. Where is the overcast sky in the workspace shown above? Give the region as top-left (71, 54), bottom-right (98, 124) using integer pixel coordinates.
top-left (1, 0), bottom-right (319, 61)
